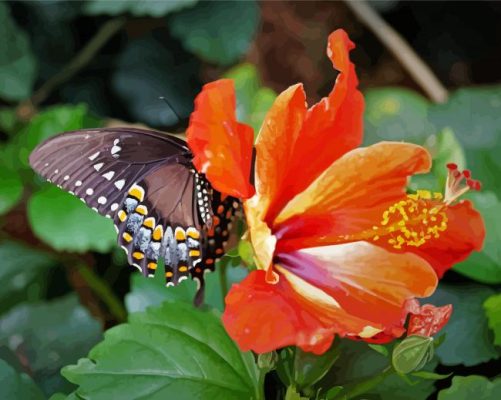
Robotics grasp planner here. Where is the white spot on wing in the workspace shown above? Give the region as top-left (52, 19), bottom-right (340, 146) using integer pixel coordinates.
top-left (75, 180), bottom-right (82, 187)
top-left (86, 188), bottom-right (94, 196)
top-left (114, 179), bottom-right (125, 190)
top-left (88, 151), bottom-right (100, 161)
top-left (111, 145), bottom-right (121, 155)
top-left (64, 175), bottom-right (70, 181)
top-left (93, 163), bottom-right (104, 172)
top-left (102, 171), bottom-right (115, 181)
top-left (98, 196), bottom-right (107, 205)
top-left (110, 203), bottom-right (119, 211)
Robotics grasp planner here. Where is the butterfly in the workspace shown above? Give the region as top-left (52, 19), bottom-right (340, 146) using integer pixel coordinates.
top-left (29, 127), bottom-right (240, 303)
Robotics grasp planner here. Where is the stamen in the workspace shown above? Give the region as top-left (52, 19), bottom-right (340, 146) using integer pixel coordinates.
top-left (444, 164), bottom-right (481, 205)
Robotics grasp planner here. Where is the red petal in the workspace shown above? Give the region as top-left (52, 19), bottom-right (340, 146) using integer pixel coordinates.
top-left (254, 29), bottom-right (364, 223)
top-left (407, 303), bottom-right (453, 337)
top-left (222, 270), bottom-right (336, 354)
top-left (186, 79), bottom-right (255, 199)
top-left (395, 200), bottom-right (485, 278)
top-left (274, 142), bottom-right (431, 252)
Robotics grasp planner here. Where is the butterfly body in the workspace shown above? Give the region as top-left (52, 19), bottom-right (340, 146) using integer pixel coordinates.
top-left (30, 128), bottom-right (239, 300)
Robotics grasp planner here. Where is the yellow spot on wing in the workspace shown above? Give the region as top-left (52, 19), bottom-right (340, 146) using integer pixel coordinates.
top-left (132, 251), bottom-right (144, 260)
top-left (135, 205), bottom-right (147, 215)
top-left (189, 250), bottom-right (200, 257)
top-left (153, 226), bottom-right (163, 241)
top-left (122, 232), bottom-right (133, 242)
top-left (148, 262), bottom-right (157, 270)
top-left (165, 271), bottom-right (173, 278)
top-left (175, 227), bottom-right (186, 241)
top-left (187, 227), bottom-right (200, 239)
top-left (129, 184), bottom-right (145, 201)
top-left (143, 217), bottom-right (155, 228)
top-left (118, 210), bottom-right (127, 222)
top-left (179, 266), bottom-right (188, 272)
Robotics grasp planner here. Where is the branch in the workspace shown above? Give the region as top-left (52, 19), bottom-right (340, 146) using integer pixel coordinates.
top-left (17, 16), bottom-right (126, 119)
top-left (344, 0), bottom-right (448, 104)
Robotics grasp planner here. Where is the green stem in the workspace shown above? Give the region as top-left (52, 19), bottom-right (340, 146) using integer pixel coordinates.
top-left (256, 367), bottom-right (267, 400)
top-left (76, 263), bottom-right (127, 323)
top-left (334, 366), bottom-right (393, 400)
top-left (218, 257), bottom-right (229, 300)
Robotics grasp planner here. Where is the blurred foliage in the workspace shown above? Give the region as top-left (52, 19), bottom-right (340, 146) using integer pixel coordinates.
top-left (0, 1), bottom-right (500, 399)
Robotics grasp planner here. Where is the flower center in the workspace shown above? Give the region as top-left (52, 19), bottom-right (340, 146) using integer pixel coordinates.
top-left (373, 164), bottom-right (480, 250)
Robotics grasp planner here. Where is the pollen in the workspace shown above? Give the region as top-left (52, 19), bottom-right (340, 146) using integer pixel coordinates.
top-left (375, 190), bottom-right (448, 249)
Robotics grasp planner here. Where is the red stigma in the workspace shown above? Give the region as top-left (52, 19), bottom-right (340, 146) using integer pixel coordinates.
top-left (446, 163), bottom-right (458, 170)
top-left (462, 169), bottom-right (471, 178)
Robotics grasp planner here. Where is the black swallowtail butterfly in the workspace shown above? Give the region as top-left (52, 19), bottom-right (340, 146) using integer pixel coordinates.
top-left (29, 127), bottom-right (240, 303)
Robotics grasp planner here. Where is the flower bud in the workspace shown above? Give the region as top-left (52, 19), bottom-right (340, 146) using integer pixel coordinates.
top-left (392, 335), bottom-right (434, 374)
top-left (258, 351), bottom-right (278, 371)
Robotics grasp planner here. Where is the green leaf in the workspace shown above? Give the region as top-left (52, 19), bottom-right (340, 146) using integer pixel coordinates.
top-left (0, 3), bottom-right (37, 101)
top-left (0, 161), bottom-right (23, 215)
top-left (293, 344), bottom-right (341, 391)
top-left (27, 185), bottom-right (116, 253)
top-left (392, 336), bottom-right (434, 375)
top-left (438, 375), bottom-right (501, 400)
top-left (84, 0), bottom-right (197, 17)
top-left (484, 293), bottom-right (501, 347)
top-left (429, 86), bottom-right (501, 195)
top-left (0, 295), bottom-right (102, 396)
top-left (62, 301), bottom-right (260, 400)
top-left (363, 88), bottom-right (434, 145)
top-left (169, 1), bottom-right (260, 66)
top-left (112, 32), bottom-right (200, 127)
top-left (125, 262), bottom-right (248, 312)
top-left (0, 358), bottom-right (45, 400)
top-left (224, 63), bottom-right (276, 134)
top-left (0, 107), bottom-right (20, 135)
top-left (411, 371), bottom-right (451, 380)
top-left (453, 191), bottom-right (501, 284)
top-left (8, 104), bottom-right (101, 170)
top-left (0, 241), bottom-right (54, 315)
top-left (322, 340), bottom-right (438, 400)
top-left (428, 284), bottom-right (500, 366)
top-left (367, 344), bottom-right (390, 358)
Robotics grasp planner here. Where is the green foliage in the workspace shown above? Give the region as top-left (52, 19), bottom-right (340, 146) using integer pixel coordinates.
top-left (292, 345), bottom-right (341, 391)
top-left (169, 1), bottom-right (260, 66)
top-left (483, 293), bottom-right (501, 347)
top-left (0, 241), bottom-right (54, 315)
top-left (0, 161), bottom-right (23, 215)
top-left (125, 262), bottom-right (248, 313)
top-left (0, 3), bottom-right (37, 101)
top-left (112, 33), bottom-right (200, 126)
top-left (364, 88), bottom-right (433, 145)
top-left (438, 376), bottom-right (501, 400)
top-left (392, 336), bottom-right (434, 374)
top-left (28, 185), bottom-right (116, 253)
top-left (454, 191), bottom-right (501, 283)
top-left (7, 104), bottom-right (101, 170)
top-left (84, 0), bottom-right (197, 17)
top-left (62, 302), bottom-right (260, 399)
top-left (0, 295), bottom-right (102, 395)
top-left (0, 359), bottom-right (45, 400)
top-left (224, 63), bottom-right (277, 133)
top-left (428, 284), bottom-right (500, 366)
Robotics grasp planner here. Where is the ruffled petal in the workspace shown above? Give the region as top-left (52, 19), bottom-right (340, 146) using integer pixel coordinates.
top-left (253, 29), bottom-right (364, 223)
top-left (278, 241), bottom-right (437, 332)
top-left (399, 200), bottom-right (485, 277)
top-left (222, 270), bottom-right (337, 354)
top-left (253, 84), bottom-right (307, 225)
top-left (186, 79), bottom-right (255, 198)
top-left (407, 303), bottom-right (453, 337)
top-left (274, 142), bottom-right (431, 252)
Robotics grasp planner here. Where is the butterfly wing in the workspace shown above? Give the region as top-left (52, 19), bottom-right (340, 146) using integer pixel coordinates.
top-left (29, 127), bottom-right (190, 217)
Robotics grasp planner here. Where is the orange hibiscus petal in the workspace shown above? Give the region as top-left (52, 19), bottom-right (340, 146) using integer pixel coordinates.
top-left (278, 241), bottom-right (437, 332)
top-left (400, 200), bottom-right (485, 277)
top-left (274, 142), bottom-right (431, 252)
top-left (186, 79), bottom-right (255, 198)
top-left (253, 84), bottom-right (307, 225)
top-left (253, 29), bottom-right (364, 223)
top-left (222, 270), bottom-right (336, 354)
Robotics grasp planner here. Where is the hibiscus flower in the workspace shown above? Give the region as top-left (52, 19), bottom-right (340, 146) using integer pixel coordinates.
top-left (187, 29), bottom-right (485, 354)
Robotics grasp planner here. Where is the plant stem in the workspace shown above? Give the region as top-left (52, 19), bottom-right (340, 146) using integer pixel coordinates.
top-left (333, 365), bottom-right (394, 400)
top-left (218, 257), bottom-right (229, 300)
top-left (344, 0), bottom-right (448, 104)
top-left (257, 367), bottom-right (268, 400)
top-left (76, 263), bottom-right (127, 323)
top-left (17, 16), bottom-right (126, 119)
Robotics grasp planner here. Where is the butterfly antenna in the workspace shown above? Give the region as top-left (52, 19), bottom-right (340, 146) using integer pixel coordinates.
top-left (159, 96), bottom-right (182, 123)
